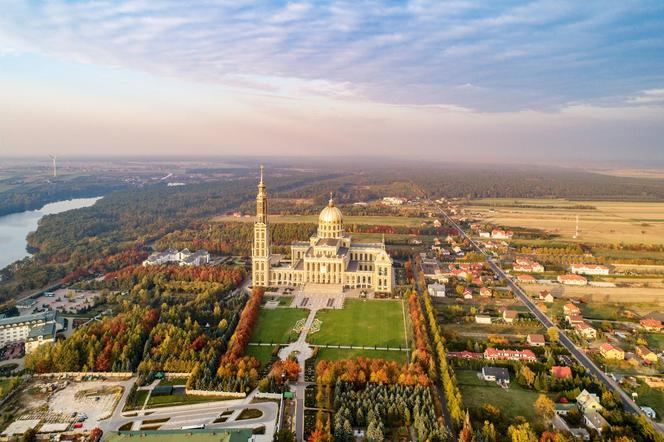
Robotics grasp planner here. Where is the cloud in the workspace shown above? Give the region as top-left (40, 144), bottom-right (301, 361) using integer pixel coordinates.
top-left (627, 89), bottom-right (664, 105)
top-left (0, 0), bottom-right (662, 112)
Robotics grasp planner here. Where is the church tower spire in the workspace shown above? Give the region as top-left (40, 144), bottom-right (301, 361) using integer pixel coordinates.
top-left (252, 165), bottom-right (270, 286)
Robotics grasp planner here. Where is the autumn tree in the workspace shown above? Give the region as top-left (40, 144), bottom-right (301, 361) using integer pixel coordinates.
top-left (534, 394), bottom-right (556, 420)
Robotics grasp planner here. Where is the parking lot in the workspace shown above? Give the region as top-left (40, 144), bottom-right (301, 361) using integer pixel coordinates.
top-left (19, 289), bottom-right (100, 315)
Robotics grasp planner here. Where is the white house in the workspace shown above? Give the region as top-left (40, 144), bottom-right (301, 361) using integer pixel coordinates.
top-left (570, 264), bottom-right (610, 276)
top-left (475, 315), bottom-right (492, 324)
top-left (427, 283), bottom-right (446, 298)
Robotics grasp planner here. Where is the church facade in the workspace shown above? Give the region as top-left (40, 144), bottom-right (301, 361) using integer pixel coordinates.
top-left (252, 167), bottom-right (393, 293)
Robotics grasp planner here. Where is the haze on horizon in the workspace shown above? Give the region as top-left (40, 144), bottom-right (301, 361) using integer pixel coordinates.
top-left (1, 0), bottom-right (663, 164)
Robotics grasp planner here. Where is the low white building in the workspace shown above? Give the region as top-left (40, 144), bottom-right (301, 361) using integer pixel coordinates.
top-left (427, 283), bottom-right (446, 297)
top-left (570, 264), bottom-right (610, 275)
top-left (143, 248), bottom-right (210, 266)
top-left (475, 315), bottom-right (492, 324)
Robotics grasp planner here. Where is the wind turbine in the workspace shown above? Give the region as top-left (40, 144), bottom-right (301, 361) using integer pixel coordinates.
top-left (49, 154), bottom-right (57, 178)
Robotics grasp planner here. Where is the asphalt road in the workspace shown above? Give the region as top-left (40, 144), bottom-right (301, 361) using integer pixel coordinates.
top-left (431, 201), bottom-right (662, 434)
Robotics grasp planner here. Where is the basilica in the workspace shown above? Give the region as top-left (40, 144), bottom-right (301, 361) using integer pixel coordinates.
top-left (252, 167), bottom-right (393, 293)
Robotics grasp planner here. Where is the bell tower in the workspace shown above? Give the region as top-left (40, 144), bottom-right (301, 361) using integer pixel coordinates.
top-left (252, 165), bottom-right (270, 286)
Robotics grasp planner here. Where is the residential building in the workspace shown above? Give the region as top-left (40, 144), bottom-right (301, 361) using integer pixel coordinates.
top-left (463, 289), bottom-right (473, 300)
top-left (482, 366), bottom-right (510, 385)
top-left (539, 290), bottom-right (554, 303)
top-left (600, 343), bottom-right (625, 360)
top-left (491, 228), bottom-right (513, 239)
top-left (558, 274), bottom-right (588, 286)
top-left (640, 318), bottom-right (663, 332)
top-left (479, 231), bottom-right (491, 238)
top-left (570, 264), bottom-right (610, 276)
top-left (567, 314), bottom-right (585, 325)
top-left (503, 310), bottom-right (518, 323)
top-left (576, 390), bottom-right (603, 413)
top-left (484, 348), bottom-right (537, 362)
top-left (475, 315), bottom-right (492, 325)
top-left (574, 322), bottom-right (597, 339)
top-left (563, 303), bottom-right (582, 316)
top-left (584, 410), bottom-right (610, 434)
top-left (479, 287), bottom-right (492, 298)
top-left (0, 311), bottom-right (59, 351)
top-left (641, 407), bottom-right (657, 419)
top-left (636, 345), bottom-right (658, 363)
top-left (551, 366), bottom-right (573, 380)
top-left (427, 283), bottom-right (446, 298)
top-left (513, 258), bottom-right (545, 273)
top-left (447, 351), bottom-right (483, 359)
top-left (527, 334), bottom-right (546, 347)
top-left (516, 274), bottom-right (536, 283)
top-left (381, 196), bottom-right (405, 206)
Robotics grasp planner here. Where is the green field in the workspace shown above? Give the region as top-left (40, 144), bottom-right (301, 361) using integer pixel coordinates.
top-left (443, 322), bottom-right (545, 336)
top-left (316, 347), bottom-right (408, 364)
top-left (250, 308), bottom-right (309, 343)
top-left (147, 392), bottom-right (237, 408)
top-left (246, 345), bottom-right (277, 366)
top-left (456, 370), bottom-right (549, 423)
top-left (632, 380), bottom-right (664, 422)
top-left (158, 378), bottom-right (188, 386)
top-left (646, 334), bottom-right (664, 351)
top-left (308, 299), bottom-right (407, 348)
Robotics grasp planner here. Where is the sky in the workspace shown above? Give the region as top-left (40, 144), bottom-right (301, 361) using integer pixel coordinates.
top-left (0, 0), bottom-right (663, 164)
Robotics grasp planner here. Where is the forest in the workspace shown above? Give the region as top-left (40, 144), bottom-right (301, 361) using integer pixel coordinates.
top-left (25, 264), bottom-right (246, 376)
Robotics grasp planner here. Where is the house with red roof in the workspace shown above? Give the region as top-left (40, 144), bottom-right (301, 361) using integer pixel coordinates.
top-left (640, 318), bottom-right (663, 332)
top-left (600, 343), bottom-right (624, 360)
top-left (527, 334), bottom-right (546, 347)
top-left (558, 274), bottom-right (588, 286)
top-left (516, 274), bottom-right (536, 283)
top-left (484, 348), bottom-right (537, 362)
top-left (574, 322), bottom-right (597, 339)
top-left (563, 303), bottom-right (581, 316)
top-left (503, 310), bottom-right (518, 323)
top-left (551, 366), bottom-right (573, 379)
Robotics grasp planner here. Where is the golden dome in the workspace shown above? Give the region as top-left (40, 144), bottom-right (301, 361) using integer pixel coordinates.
top-left (319, 197), bottom-right (343, 224)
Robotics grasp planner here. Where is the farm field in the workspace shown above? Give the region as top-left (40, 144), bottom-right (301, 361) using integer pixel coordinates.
top-left (213, 214), bottom-right (428, 227)
top-left (456, 369), bottom-right (550, 423)
top-left (250, 308), bottom-right (309, 344)
top-left (308, 299), bottom-right (408, 348)
top-left (315, 347), bottom-right (408, 364)
top-left (467, 198), bottom-right (664, 245)
top-left (522, 284), bottom-right (664, 307)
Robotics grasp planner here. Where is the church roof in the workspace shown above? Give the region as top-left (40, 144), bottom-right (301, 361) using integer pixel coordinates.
top-left (319, 197), bottom-right (343, 224)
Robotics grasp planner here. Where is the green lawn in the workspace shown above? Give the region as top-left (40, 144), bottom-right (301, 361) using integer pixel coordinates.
top-left (246, 345), bottom-right (276, 366)
top-left (146, 393), bottom-right (237, 408)
top-left (645, 333), bottom-right (664, 352)
top-left (443, 323), bottom-right (544, 336)
top-left (308, 299), bottom-right (407, 348)
top-left (632, 380), bottom-right (664, 422)
top-left (250, 308), bottom-right (309, 344)
top-left (316, 348), bottom-right (408, 364)
top-left (456, 370), bottom-right (549, 423)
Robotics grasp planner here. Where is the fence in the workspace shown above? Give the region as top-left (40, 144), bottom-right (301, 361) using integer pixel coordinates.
top-left (184, 389), bottom-right (246, 398)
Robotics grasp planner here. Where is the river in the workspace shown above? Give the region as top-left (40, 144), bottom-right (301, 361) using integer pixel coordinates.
top-left (0, 197), bottom-right (102, 269)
